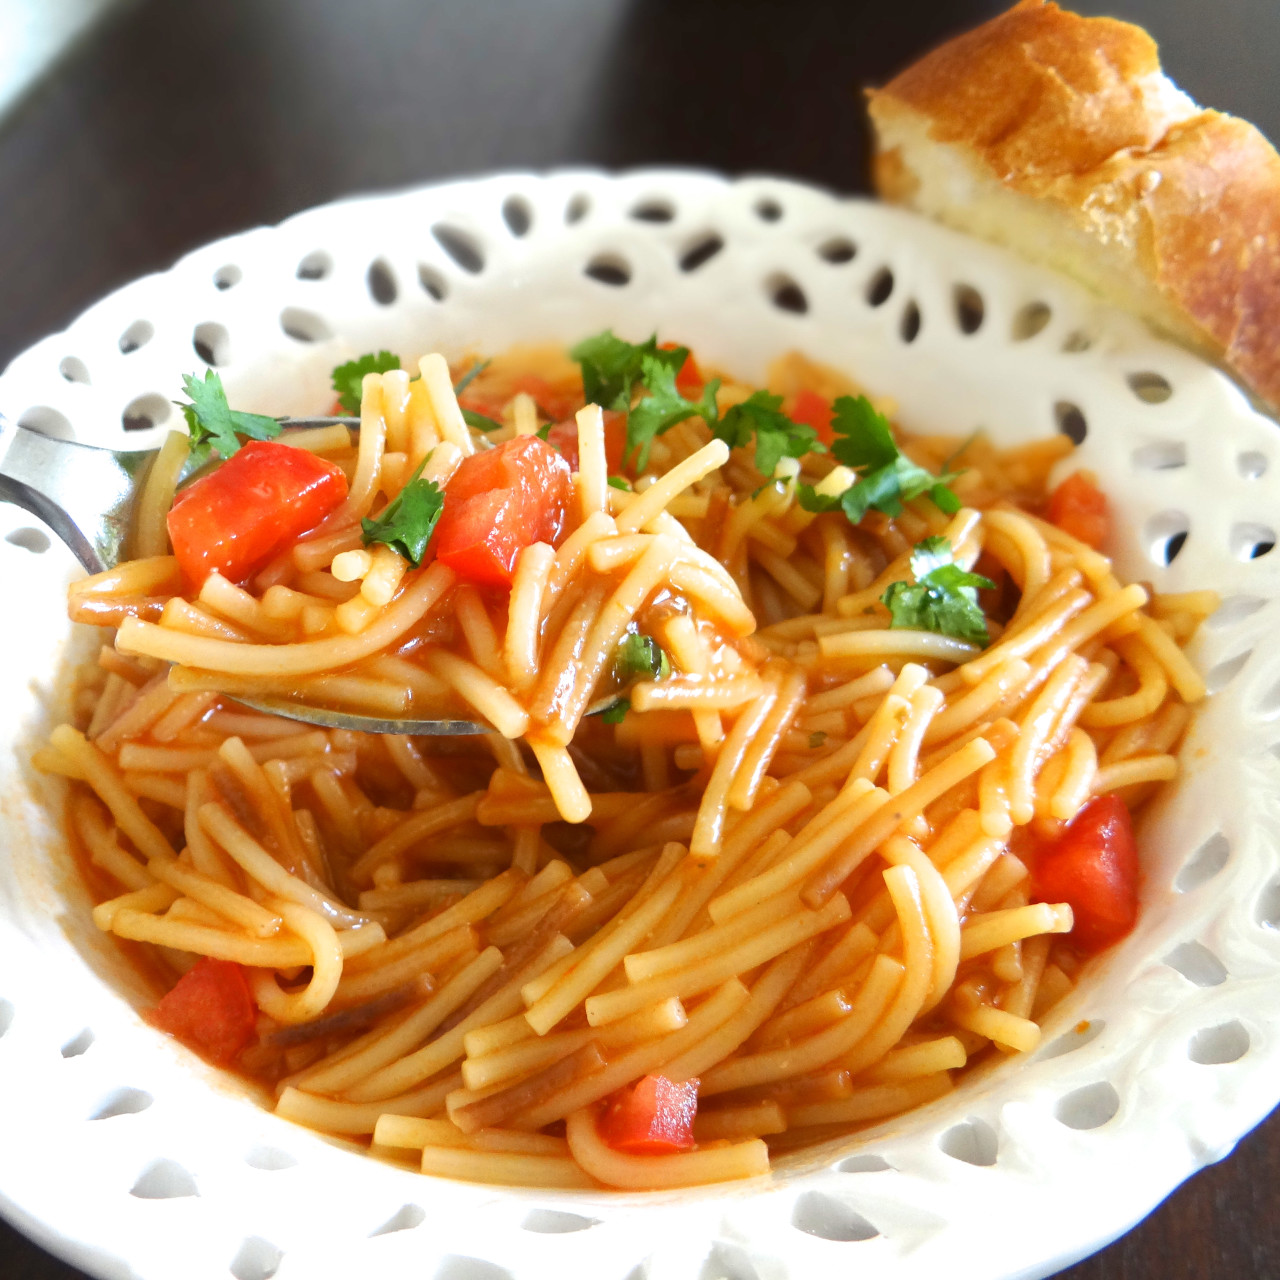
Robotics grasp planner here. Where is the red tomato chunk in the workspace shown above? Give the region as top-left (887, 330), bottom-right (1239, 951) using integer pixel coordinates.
top-left (150, 957), bottom-right (257, 1065)
top-left (600, 1074), bottom-right (698, 1154)
top-left (1047, 470), bottom-right (1110, 550)
top-left (546, 409), bottom-right (627, 473)
top-left (167, 441), bottom-right (348, 587)
top-left (659, 342), bottom-right (705, 394)
top-left (790, 388), bottom-right (835, 446)
top-left (1031, 793), bottom-right (1139, 954)
top-left (434, 436), bottom-right (572, 588)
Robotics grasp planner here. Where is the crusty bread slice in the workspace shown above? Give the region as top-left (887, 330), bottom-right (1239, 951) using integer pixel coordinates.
top-left (867, 0), bottom-right (1280, 410)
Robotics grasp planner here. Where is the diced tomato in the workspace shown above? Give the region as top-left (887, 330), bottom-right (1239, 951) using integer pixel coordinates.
top-left (600, 1074), bottom-right (698, 1154)
top-left (1030, 793), bottom-right (1139, 954)
top-left (546, 410), bottom-right (627, 473)
top-left (167, 441), bottom-right (348, 587)
top-left (790, 388), bottom-right (835, 446)
top-left (659, 342), bottom-right (704, 394)
top-left (150, 957), bottom-right (257, 1065)
top-left (434, 436), bottom-right (572, 587)
top-left (1047, 470), bottom-right (1109, 549)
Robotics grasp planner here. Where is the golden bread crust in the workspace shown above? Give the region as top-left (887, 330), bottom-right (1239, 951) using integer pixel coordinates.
top-left (868, 0), bottom-right (1280, 410)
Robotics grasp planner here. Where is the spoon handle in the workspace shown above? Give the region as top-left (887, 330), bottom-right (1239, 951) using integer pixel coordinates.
top-left (0, 417), bottom-right (156, 573)
top-left (0, 417), bottom-right (358, 576)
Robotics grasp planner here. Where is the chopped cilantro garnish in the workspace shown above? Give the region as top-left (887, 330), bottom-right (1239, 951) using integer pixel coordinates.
top-left (331, 351), bottom-right (401, 415)
top-left (626, 354), bottom-right (721, 469)
top-left (177, 370), bottom-right (281, 459)
top-left (940, 428), bottom-right (982, 475)
top-left (714, 390), bottom-right (825, 478)
top-left (569, 331), bottom-right (719, 470)
top-left (802, 395), bottom-right (961, 523)
top-left (616, 632), bottom-right (671, 682)
top-left (360, 458), bottom-right (445, 567)
top-left (808, 731), bottom-right (828, 749)
top-left (601, 698), bottom-right (630, 725)
top-left (570, 331), bottom-right (684, 410)
top-left (452, 358), bottom-right (490, 397)
top-left (332, 353), bottom-right (494, 419)
top-left (461, 408), bottom-right (502, 432)
top-left (795, 485), bottom-right (841, 514)
top-left (536, 420), bottom-right (553, 442)
top-left (880, 536), bottom-right (995, 646)
top-left (607, 475), bottom-right (631, 491)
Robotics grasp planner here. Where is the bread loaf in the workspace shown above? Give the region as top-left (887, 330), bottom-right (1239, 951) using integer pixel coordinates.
top-left (867, 0), bottom-right (1280, 411)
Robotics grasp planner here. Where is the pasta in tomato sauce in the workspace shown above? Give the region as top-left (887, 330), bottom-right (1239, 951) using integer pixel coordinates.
top-left (36, 338), bottom-right (1214, 1189)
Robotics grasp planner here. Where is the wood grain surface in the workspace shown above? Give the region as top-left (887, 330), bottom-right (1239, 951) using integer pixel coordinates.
top-left (1, 2), bottom-right (1276, 1276)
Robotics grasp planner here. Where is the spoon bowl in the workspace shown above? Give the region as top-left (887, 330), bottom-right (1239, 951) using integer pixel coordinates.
top-left (0, 413), bottom-right (493, 735)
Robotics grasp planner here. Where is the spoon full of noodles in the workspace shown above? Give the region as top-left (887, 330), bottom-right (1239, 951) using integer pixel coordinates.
top-left (0, 407), bottom-right (494, 735)
top-left (2, 349), bottom-right (755, 765)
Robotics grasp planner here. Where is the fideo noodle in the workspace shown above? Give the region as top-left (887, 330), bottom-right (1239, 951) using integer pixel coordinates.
top-left (37, 342), bottom-right (1214, 1190)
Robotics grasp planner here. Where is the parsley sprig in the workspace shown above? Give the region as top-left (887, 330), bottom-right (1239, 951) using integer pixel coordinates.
top-left (881, 536), bottom-right (995, 646)
top-left (797, 395), bottom-right (960, 524)
top-left (360, 457), bottom-right (445, 566)
top-left (178, 370), bottom-right (282, 459)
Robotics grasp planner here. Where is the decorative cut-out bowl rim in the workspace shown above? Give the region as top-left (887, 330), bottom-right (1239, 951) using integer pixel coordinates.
top-left (0, 168), bottom-right (1279, 1280)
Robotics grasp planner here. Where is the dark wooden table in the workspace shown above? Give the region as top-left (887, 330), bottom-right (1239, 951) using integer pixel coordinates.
top-left (2, 1), bottom-right (1277, 1275)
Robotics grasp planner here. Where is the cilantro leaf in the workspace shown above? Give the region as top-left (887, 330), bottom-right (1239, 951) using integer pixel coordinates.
top-left (607, 475), bottom-right (631, 491)
top-left (714, 391), bottom-right (825, 477)
top-left (880, 536), bottom-right (995, 646)
top-left (601, 698), bottom-right (629, 725)
top-left (827, 395), bottom-right (899, 471)
top-left (569, 331), bottom-right (685, 410)
top-left (461, 408), bottom-right (502, 433)
top-left (802, 395), bottom-right (962, 523)
top-left (177, 370), bottom-right (281, 459)
top-left (626, 355), bottom-right (721, 469)
top-left (940, 428), bottom-right (982, 475)
top-left (452, 359), bottom-right (491, 397)
top-left (332, 351), bottom-right (401, 415)
top-left (796, 484), bottom-right (841, 514)
top-left (360, 458), bottom-right (445, 567)
top-left (616, 632), bottom-right (671, 683)
top-left (930, 482), bottom-right (963, 515)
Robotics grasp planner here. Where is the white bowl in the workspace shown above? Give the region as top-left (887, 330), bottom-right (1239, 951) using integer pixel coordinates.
top-left (2, 170), bottom-right (1279, 1280)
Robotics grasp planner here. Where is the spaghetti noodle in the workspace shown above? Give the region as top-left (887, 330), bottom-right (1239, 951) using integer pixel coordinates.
top-left (38, 341), bottom-right (1213, 1189)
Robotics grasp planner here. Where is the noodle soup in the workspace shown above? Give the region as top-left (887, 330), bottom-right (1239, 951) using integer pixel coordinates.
top-left (35, 337), bottom-right (1212, 1190)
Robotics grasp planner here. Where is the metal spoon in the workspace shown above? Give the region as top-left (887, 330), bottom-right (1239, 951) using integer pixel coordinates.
top-left (0, 413), bottom-right (490, 735)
